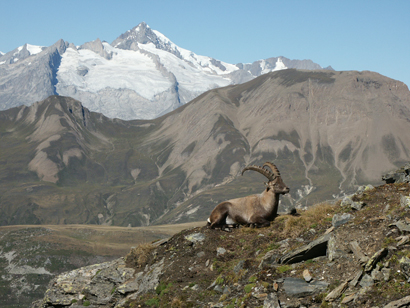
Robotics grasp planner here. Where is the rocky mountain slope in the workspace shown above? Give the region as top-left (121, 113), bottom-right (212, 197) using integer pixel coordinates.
top-left (1, 70), bottom-right (410, 228)
top-left (0, 222), bottom-right (202, 308)
top-left (31, 165), bottom-right (410, 308)
top-left (0, 22), bottom-right (329, 120)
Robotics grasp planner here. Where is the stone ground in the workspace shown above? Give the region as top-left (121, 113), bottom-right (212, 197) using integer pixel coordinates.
top-left (33, 181), bottom-right (410, 308)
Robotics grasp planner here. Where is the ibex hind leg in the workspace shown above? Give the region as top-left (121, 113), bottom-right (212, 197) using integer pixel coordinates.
top-left (208, 202), bottom-right (232, 230)
top-left (250, 216), bottom-right (271, 228)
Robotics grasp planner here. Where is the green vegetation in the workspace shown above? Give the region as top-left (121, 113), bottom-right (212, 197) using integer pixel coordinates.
top-left (145, 297), bottom-right (160, 307)
top-left (277, 265), bottom-right (293, 273)
top-left (244, 283), bottom-right (256, 293)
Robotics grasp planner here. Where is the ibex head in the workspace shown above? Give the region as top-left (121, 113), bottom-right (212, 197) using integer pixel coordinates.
top-left (242, 162), bottom-right (290, 195)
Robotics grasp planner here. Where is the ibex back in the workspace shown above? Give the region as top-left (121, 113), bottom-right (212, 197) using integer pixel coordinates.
top-left (207, 162), bottom-right (289, 230)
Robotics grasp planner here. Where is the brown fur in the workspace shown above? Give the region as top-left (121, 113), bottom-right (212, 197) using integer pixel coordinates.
top-left (208, 163), bottom-right (289, 230)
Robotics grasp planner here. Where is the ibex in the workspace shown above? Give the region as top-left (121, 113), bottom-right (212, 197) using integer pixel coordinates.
top-left (207, 162), bottom-right (289, 230)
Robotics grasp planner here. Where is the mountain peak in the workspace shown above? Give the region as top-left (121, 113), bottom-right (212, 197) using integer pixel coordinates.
top-left (111, 22), bottom-right (160, 50)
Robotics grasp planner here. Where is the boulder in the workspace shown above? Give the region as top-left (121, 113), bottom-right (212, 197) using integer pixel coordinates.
top-left (382, 163), bottom-right (410, 184)
top-left (332, 213), bottom-right (353, 228)
top-left (283, 277), bottom-right (328, 297)
top-left (279, 234), bottom-right (331, 264)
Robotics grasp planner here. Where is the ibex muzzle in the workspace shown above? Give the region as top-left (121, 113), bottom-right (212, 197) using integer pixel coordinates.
top-left (207, 162), bottom-right (289, 229)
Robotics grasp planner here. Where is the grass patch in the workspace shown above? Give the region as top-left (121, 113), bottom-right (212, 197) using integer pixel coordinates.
top-left (125, 243), bottom-right (155, 268)
top-left (282, 202), bottom-right (336, 237)
top-left (145, 297), bottom-right (160, 307)
top-left (277, 265), bottom-right (293, 273)
top-left (155, 282), bottom-right (173, 296)
top-left (244, 283), bottom-right (256, 293)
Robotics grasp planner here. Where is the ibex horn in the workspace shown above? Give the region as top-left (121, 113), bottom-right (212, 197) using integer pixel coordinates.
top-left (242, 164), bottom-right (275, 181)
top-left (263, 162), bottom-right (281, 177)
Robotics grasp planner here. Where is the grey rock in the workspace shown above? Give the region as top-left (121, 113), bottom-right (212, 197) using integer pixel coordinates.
top-left (213, 285), bottom-right (224, 293)
top-left (400, 195), bottom-right (410, 208)
top-left (0, 39), bottom-right (67, 111)
top-left (340, 196), bottom-right (364, 210)
top-left (325, 280), bottom-right (348, 302)
top-left (364, 248), bottom-right (388, 272)
top-left (332, 213), bottom-right (353, 228)
top-left (184, 232), bottom-right (205, 243)
top-left (349, 270), bottom-right (363, 287)
top-left (234, 260), bottom-right (245, 274)
top-left (384, 295), bottom-right (410, 308)
top-left (340, 196), bottom-right (354, 207)
top-left (356, 184), bottom-right (374, 194)
top-left (117, 272), bottom-right (144, 294)
top-left (36, 258), bottom-right (125, 307)
top-left (279, 233), bottom-right (331, 264)
top-left (283, 277), bottom-right (328, 297)
top-left (399, 257), bottom-right (410, 279)
top-left (327, 235), bottom-right (339, 261)
top-left (391, 220), bottom-right (410, 232)
top-left (382, 163), bottom-right (410, 184)
top-left (79, 38), bottom-right (112, 60)
top-left (263, 293), bottom-right (281, 308)
top-left (359, 274), bottom-right (374, 287)
top-left (223, 286), bottom-right (231, 294)
top-left (133, 258), bottom-right (165, 296)
top-left (349, 240), bottom-right (370, 264)
top-left (217, 247), bottom-right (226, 256)
top-left (381, 267), bottom-right (392, 281)
top-left (303, 269), bottom-right (312, 282)
top-left (259, 250), bottom-right (280, 268)
top-left (34, 256), bottom-right (165, 308)
top-left (371, 268), bottom-right (385, 281)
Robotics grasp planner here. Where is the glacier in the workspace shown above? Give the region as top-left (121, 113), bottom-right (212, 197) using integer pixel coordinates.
top-left (0, 22), bottom-right (329, 120)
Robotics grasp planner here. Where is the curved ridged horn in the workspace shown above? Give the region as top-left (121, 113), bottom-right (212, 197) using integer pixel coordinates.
top-left (263, 162), bottom-right (281, 177)
top-left (242, 165), bottom-right (275, 181)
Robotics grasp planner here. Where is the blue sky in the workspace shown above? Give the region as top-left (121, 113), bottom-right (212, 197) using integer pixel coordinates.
top-left (1, 0), bottom-right (409, 87)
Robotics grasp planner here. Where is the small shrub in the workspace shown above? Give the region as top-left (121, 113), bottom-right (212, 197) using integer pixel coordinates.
top-left (382, 237), bottom-right (396, 248)
top-left (155, 282), bottom-right (173, 296)
top-left (219, 293), bottom-right (228, 302)
top-left (125, 243), bottom-right (154, 268)
top-left (145, 297), bottom-right (160, 307)
top-left (277, 265), bottom-right (293, 273)
top-left (171, 297), bottom-right (183, 307)
top-left (215, 275), bottom-right (224, 285)
top-left (244, 283), bottom-right (256, 293)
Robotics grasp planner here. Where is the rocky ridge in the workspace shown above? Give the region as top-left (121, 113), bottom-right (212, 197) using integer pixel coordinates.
top-left (32, 165), bottom-right (410, 308)
top-left (0, 22), bottom-right (330, 120)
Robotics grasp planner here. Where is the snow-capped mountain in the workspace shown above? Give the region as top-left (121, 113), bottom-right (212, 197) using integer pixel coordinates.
top-left (0, 22), bottom-right (331, 120)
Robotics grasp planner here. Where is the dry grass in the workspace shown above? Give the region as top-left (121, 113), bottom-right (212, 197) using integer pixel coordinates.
top-left (281, 202), bottom-right (336, 237)
top-left (125, 243), bottom-right (155, 268)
